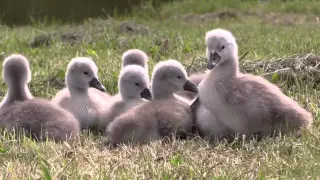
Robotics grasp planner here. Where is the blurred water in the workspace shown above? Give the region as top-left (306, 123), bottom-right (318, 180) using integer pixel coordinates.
top-left (0, 0), bottom-right (169, 26)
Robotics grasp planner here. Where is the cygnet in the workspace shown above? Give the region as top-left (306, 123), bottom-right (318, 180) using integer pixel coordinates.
top-left (198, 28), bottom-right (313, 138)
top-left (121, 49), bottom-right (149, 72)
top-left (99, 65), bottom-right (151, 129)
top-left (189, 71), bottom-right (209, 86)
top-left (0, 54), bottom-right (79, 142)
top-left (106, 59), bottom-right (198, 145)
top-left (51, 57), bottom-right (110, 129)
top-left (151, 59), bottom-right (198, 101)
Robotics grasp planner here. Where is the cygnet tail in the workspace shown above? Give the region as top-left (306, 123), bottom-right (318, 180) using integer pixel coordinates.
top-left (272, 105), bottom-right (313, 135)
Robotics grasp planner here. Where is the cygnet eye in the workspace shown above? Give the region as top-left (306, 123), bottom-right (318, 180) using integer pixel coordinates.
top-left (177, 75), bottom-right (181, 79)
top-left (221, 46), bottom-right (225, 50)
top-left (135, 82), bottom-right (140, 86)
top-left (83, 71), bottom-right (89, 75)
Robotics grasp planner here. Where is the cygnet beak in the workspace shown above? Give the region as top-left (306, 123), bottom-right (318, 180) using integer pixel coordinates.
top-left (89, 77), bottom-right (106, 92)
top-left (207, 52), bottom-right (221, 70)
top-left (183, 80), bottom-right (198, 93)
top-left (140, 88), bottom-right (152, 100)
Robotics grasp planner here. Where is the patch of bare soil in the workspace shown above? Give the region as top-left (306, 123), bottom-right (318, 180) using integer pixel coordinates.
top-left (182, 10), bottom-right (320, 26)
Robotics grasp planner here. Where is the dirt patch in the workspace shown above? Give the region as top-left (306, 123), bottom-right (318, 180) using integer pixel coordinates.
top-left (182, 10), bottom-right (320, 26)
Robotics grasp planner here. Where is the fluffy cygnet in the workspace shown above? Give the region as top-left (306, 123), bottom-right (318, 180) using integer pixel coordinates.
top-left (51, 57), bottom-right (110, 129)
top-left (106, 59), bottom-right (198, 145)
top-left (151, 59), bottom-right (198, 101)
top-left (198, 28), bottom-right (313, 138)
top-left (0, 54), bottom-right (79, 142)
top-left (121, 49), bottom-right (149, 72)
top-left (99, 65), bottom-right (151, 128)
top-left (188, 70), bottom-right (209, 86)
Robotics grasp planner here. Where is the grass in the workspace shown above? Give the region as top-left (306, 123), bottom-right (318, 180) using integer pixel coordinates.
top-left (1, 0), bottom-right (320, 179)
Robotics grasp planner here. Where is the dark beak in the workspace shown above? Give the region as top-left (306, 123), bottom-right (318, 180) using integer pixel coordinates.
top-left (207, 52), bottom-right (221, 70)
top-left (183, 80), bottom-right (198, 93)
top-left (140, 88), bottom-right (152, 100)
top-left (89, 77), bottom-right (106, 92)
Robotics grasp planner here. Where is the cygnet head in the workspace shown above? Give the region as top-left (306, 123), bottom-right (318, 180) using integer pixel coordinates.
top-left (2, 54), bottom-right (31, 87)
top-left (205, 28), bottom-right (238, 70)
top-left (151, 59), bottom-right (198, 99)
top-left (118, 65), bottom-right (151, 100)
top-left (122, 49), bottom-right (148, 72)
top-left (66, 57), bottom-right (106, 93)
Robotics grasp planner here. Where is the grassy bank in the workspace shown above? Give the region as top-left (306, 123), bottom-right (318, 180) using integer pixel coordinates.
top-left (1, 0), bottom-right (320, 179)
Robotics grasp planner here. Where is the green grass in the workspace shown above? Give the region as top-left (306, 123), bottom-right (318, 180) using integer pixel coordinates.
top-left (1, 0), bottom-right (320, 179)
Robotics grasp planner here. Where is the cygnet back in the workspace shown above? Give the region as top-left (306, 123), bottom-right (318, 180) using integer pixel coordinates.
top-left (106, 98), bottom-right (194, 145)
top-left (0, 54), bottom-right (80, 142)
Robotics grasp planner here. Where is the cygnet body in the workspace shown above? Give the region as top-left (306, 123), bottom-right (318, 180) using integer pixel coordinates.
top-left (198, 28), bottom-right (313, 137)
top-left (99, 65), bottom-right (151, 128)
top-left (121, 49), bottom-right (149, 72)
top-left (51, 57), bottom-right (109, 129)
top-left (106, 59), bottom-right (198, 145)
top-left (189, 71), bottom-right (209, 86)
top-left (0, 54), bottom-right (79, 142)
top-left (191, 98), bottom-right (232, 140)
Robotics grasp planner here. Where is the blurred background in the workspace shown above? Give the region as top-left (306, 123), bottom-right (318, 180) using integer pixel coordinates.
top-left (0, 0), bottom-right (175, 26)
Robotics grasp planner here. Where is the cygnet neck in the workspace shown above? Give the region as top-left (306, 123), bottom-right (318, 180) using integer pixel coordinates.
top-left (67, 84), bottom-right (89, 98)
top-left (121, 95), bottom-right (140, 102)
top-left (152, 85), bottom-right (174, 100)
top-left (211, 56), bottom-right (239, 78)
top-left (0, 83), bottom-right (33, 108)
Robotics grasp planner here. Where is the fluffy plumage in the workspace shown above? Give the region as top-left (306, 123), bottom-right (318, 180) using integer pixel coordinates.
top-left (121, 49), bottom-right (149, 72)
top-left (100, 65), bottom-right (151, 129)
top-left (197, 28), bottom-right (313, 138)
top-left (51, 57), bottom-right (110, 129)
top-left (106, 59), bottom-right (198, 145)
top-left (0, 54), bottom-right (79, 142)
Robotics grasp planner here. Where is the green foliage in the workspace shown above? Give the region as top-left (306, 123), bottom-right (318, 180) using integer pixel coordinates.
top-left (170, 154), bottom-right (183, 167)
